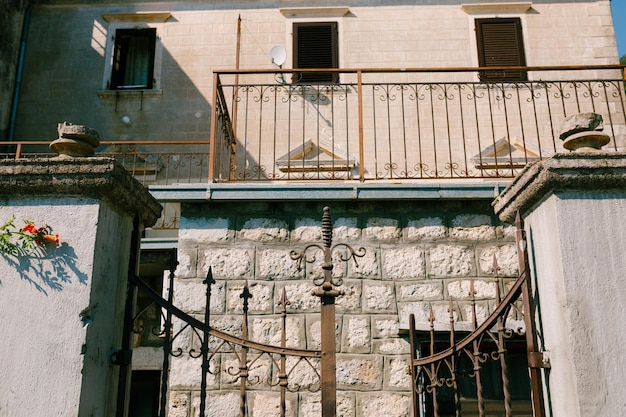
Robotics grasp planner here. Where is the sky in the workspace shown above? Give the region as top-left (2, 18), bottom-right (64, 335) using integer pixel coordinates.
top-left (612, 0), bottom-right (626, 58)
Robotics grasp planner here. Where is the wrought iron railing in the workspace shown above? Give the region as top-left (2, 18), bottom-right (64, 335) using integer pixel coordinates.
top-left (2, 65), bottom-right (625, 185)
top-left (408, 213), bottom-right (546, 417)
top-left (210, 65), bottom-right (626, 182)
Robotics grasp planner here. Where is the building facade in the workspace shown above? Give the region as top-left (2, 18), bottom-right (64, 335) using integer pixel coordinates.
top-left (1, 1), bottom-right (624, 416)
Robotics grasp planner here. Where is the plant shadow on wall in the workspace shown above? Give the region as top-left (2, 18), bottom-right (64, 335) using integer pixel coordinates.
top-left (0, 217), bottom-right (88, 294)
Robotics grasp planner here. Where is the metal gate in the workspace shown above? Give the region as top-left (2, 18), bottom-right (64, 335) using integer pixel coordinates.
top-left (116, 207), bottom-right (363, 417)
top-left (408, 213), bottom-right (547, 417)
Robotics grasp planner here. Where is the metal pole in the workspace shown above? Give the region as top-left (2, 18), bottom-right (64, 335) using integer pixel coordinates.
top-left (313, 207), bottom-right (340, 417)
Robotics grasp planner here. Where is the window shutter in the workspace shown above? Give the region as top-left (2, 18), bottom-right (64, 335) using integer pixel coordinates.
top-left (293, 22), bottom-right (338, 83)
top-left (476, 18), bottom-right (527, 82)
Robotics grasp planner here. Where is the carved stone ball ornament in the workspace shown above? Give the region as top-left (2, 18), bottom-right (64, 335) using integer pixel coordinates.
top-left (50, 122), bottom-right (100, 158)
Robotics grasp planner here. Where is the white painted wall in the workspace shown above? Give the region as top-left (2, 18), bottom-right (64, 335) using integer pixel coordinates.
top-left (0, 197), bottom-right (133, 417)
top-left (525, 191), bottom-right (626, 417)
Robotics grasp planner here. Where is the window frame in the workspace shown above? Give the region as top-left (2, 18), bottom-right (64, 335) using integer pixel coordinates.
top-left (110, 28), bottom-right (157, 90)
top-left (292, 21), bottom-right (339, 84)
top-left (475, 17), bottom-right (528, 82)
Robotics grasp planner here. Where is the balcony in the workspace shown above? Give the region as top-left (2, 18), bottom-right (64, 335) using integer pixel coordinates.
top-left (3, 65), bottom-right (625, 187)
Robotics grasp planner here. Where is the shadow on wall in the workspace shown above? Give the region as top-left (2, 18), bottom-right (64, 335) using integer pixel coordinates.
top-left (1, 243), bottom-right (88, 295)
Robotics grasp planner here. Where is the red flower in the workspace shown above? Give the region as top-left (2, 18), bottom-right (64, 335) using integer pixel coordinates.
top-left (43, 234), bottom-right (60, 245)
top-left (22, 223), bottom-right (36, 234)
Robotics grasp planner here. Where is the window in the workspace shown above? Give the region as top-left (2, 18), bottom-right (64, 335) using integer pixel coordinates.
top-left (475, 18), bottom-right (527, 82)
top-left (293, 22), bottom-right (338, 83)
top-left (110, 28), bottom-right (157, 90)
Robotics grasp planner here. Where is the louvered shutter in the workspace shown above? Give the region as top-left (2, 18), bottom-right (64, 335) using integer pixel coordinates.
top-left (476, 18), bottom-right (527, 82)
top-left (293, 22), bottom-right (338, 83)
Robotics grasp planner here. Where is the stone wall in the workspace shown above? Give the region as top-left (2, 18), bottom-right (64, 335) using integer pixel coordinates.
top-left (167, 199), bottom-right (519, 416)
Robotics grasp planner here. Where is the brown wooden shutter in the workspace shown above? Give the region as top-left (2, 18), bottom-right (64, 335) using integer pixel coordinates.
top-left (476, 18), bottom-right (527, 82)
top-left (293, 22), bottom-right (338, 83)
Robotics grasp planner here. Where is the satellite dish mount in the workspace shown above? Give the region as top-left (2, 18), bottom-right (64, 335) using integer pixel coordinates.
top-left (270, 45), bottom-right (287, 84)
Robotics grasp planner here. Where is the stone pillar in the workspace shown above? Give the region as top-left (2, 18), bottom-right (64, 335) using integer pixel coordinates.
top-left (0, 157), bottom-right (161, 417)
top-left (493, 146), bottom-right (626, 416)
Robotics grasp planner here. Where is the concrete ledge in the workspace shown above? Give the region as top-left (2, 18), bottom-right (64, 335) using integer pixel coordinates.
top-left (493, 152), bottom-right (626, 223)
top-left (0, 157), bottom-right (162, 227)
top-left (148, 181), bottom-right (510, 202)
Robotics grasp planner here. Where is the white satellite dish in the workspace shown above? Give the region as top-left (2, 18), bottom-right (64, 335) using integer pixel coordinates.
top-left (270, 45), bottom-right (287, 67)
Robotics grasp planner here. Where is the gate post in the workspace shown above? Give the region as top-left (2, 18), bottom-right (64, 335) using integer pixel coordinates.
top-left (291, 206), bottom-right (365, 417)
top-left (494, 138), bottom-right (626, 416)
top-left (313, 208), bottom-right (342, 417)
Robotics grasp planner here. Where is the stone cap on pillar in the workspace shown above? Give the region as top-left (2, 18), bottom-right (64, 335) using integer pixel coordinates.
top-left (492, 152), bottom-right (626, 224)
top-left (0, 158), bottom-right (162, 227)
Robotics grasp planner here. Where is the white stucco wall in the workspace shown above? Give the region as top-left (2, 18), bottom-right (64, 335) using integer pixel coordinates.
top-left (525, 191), bottom-right (626, 417)
top-left (0, 197), bottom-right (133, 417)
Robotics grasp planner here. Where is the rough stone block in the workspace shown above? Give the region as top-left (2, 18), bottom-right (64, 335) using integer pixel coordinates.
top-left (176, 247), bottom-right (197, 278)
top-left (334, 217), bottom-right (361, 241)
top-left (169, 354), bottom-right (219, 388)
top-left (199, 248), bottom-right (253, 279)
top-left (447, 280), bottom-right (496, 300)
top-left (275, 281), bottom-right (321, 313)
top-left (306, 249), bottom-right (346, 280)
top-left (397, 281), bottom-right (443, 301)
top-left (461, 301), bottom-right (492, 326)
top-left (405, 217), bottom-right (447, 241)
top-left (336, 280), bottom-right (362, 313)
top-left (299, 392), bottom-right (356, 417)
top-left (373, 339), bottom-right (410, 355)
top-left (363, 281), bottom-right (397, 313)
top-left (383, 246), bottom-right (425, 280)
top-left (349, 247), bottom-right (379, 278)
top-left (285, 356), bottom-right (321, 391)
top-left (428, 245), bottom-right (474, 277)
top-left (179, 217), bottom-right (231, 242)
top-left (220, 353), bottom-right (271, 388)
top-left (227, 281), bottom-right (274, 314)
top-left (342, 316), bottom-right (371, 353)
top-left (239, 218), bottom-right (289, 242)
top-left (174, 279), bottom-right (225, 314)
top-left (450, 214), bottom-right (496, 241)
top-left (384, 356), bottom-right (412, 390)
top-left (191, 391), bottom-right (240, 417)
top-left (171, 316), bottom-right (193, 352)
top-left (168, 391), bottom-right (190, 417)
top-left (336, 355), bottom-right (383, 390)
top-left (251, 316), bottom-right (305, 349)
top-left (398, 301), bottom-right (459, 330)
top-left (292, 218), bottom-right (322, 242)
top-left (479, 244), bottom-right (519, 277)
top-left (356, 392), bottom-right (412, 417)
top-left (372, 316), bottom-right (400, 339)
top-left (202, 316), bottom-right (243, 351)
top-left (247, 392), bottom-right (296, 417)
top-left (258, 248), bottom-right (304, 280)
top-left (364, 218), bottom-right (401, 241)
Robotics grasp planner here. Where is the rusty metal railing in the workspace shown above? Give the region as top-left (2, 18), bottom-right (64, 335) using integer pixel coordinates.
top-left (124, 207), bottom-right (363, 417)
top-left (3, 65), bottom-right (625, 185)
top-left (408, 213), bottom-right (546, 417)
top-left (210, 65), bottom-right (626, 182)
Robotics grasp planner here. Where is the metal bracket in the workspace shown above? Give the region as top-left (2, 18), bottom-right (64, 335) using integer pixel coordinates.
top-left (110, 349), bottom-right (132, 366)
top-left (528, 351), bottom-right (551, 369)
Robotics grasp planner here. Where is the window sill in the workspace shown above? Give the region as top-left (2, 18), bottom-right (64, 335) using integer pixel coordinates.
top-left (98, 89), bottom-right (163, 99)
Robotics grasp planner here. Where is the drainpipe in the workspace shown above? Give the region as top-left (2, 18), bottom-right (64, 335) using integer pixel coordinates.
top-left (7, 0), bottom-right (35, 142)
